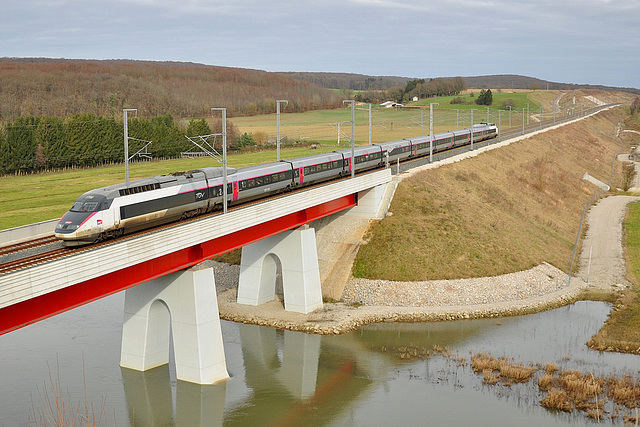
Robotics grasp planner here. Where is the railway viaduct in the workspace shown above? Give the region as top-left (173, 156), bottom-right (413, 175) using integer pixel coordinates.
top-left (0, 169), bottom-right (393, 384)
top-left (0, 101), bottom-right (616, 384)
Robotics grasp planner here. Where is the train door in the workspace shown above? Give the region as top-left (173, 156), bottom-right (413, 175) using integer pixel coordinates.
top-left (232, 181), bottom-right (239, 201)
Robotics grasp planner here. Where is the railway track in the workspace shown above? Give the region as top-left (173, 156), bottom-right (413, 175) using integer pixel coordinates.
top-left (0, 173), bottom-right (361, 275)
top-left (0, 235), bottom-right (59, 257)
top-left (0, 247), bottom-right (70, 275)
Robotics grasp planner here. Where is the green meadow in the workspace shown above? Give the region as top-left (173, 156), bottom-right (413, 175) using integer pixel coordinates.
top-left (231, 91), bottom-right (540, 145)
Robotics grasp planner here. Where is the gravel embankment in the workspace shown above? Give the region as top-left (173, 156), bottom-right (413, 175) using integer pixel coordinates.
top-left (206, 259), bottom-right (588, 335)
top-left (342, 263), bottom-right (571, 307)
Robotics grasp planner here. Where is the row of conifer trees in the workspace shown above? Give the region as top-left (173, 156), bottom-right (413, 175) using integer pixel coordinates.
top-left (0, 114), bottom-right (243, 175)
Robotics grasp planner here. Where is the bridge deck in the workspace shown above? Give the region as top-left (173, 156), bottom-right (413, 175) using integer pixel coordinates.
top-left (0, 169), bottom-right (391, 334)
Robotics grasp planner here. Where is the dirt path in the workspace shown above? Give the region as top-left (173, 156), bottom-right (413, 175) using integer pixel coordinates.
top-left (578, 195), bottom-right (639, 289)
top-left (553, 92), bottom-right (566, 114)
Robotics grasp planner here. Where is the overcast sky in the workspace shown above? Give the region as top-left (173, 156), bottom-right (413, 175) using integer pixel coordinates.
top-left (1, 0), bottom-right (638, 88)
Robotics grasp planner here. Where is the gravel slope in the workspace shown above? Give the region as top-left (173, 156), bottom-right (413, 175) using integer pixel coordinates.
top-left (212, 261), bottom-right (587, 335)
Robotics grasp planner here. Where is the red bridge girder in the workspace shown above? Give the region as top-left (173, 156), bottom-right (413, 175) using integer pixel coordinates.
top-left (0, 194), bottom-right (356, 335)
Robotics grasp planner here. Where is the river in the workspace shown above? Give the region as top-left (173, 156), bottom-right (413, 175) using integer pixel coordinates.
top-left (1, 293), bottom-right (639, 426)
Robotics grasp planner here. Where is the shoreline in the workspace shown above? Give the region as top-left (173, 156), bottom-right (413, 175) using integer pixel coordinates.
top-left (211, 261), bottom-right (592, 335)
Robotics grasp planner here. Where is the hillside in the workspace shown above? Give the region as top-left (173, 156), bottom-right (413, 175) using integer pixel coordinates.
top-left (353, 106), bottom-right (636, 281)
top-left (3, 58), bottom-right (637, 125)
top-left (0, 58), bottom-right (342, 122)
top-left (280, 71), bottom-right (411, 90)
top-left (463, 74), bottom-right (640, 94)
top-left (284, 71), bottom-right (640, 94)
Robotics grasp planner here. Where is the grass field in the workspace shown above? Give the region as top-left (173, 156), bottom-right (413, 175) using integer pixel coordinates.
top-left (410, 90), bottom-right (535, 110)
top-left (228, 89), bottom-right (610, 146)
top-left (230, 91), bottom-right (544, 145)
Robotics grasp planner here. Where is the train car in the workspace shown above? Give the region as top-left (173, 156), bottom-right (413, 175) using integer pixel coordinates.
top-left (231, 161), bottom-right (294, 203)
top-left (470, 123), bottom-right (498, 142)
top-left (288, 152), bottom-right (346, 186)
top-left (335, 145), bottom-right (385, 175)
top-left (375, 139), bottom-right (413, 163)
top-left (450, 129), bottom-right (471, 148)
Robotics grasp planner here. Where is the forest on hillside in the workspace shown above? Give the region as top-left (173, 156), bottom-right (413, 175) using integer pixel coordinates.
top-left (287, 72), bottom-right (640, 95)
top-left (0, 59), bottom-right (342, 122)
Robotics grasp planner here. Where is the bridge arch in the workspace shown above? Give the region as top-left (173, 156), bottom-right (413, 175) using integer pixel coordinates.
top-left (237, 226), bottom-right (323, 314)
top-left (120, 266), bottom-right (229, 384)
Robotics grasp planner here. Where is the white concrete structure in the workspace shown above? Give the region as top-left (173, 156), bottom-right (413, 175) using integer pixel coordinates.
top-left (345, 178), bottom-right (397, 219)
top-left (120, 266), bottom-right (229, 384)
top-left (237, 226), bottom-right (323, 314)
top-left (583, 171), bottom-right (611, 191)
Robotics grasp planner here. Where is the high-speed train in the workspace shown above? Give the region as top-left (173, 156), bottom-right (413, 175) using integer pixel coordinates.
top-left (55, 123), bottom-right (498, 246)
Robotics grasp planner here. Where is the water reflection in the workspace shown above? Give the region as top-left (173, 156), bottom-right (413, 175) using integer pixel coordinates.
top-left (120, 323), bottom-right (378, 427)
top-left (239, 325), bottom-right (321, 400)
top-left (3, 294), bottom-right (640, 426)
top-left (121, 366), bottom-right (226, 426)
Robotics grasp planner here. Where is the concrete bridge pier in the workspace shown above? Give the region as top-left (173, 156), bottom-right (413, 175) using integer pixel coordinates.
top-left (119, 265), bottom-right (229, 385)
top-left (237, 226), bottom-right (323, 314)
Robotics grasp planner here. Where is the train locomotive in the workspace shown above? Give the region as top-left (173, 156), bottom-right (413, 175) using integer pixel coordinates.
top-left (55, 123), bottom-right (497, 246)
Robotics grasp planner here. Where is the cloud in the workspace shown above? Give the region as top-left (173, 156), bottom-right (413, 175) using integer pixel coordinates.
top-left (0, 0), bottom-right (637, 87)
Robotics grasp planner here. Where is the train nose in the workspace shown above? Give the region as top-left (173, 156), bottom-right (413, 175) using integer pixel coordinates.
top-left (56, 220), bottom-right (79, 231)
top-left (55, 212), bottom-right (91, 234)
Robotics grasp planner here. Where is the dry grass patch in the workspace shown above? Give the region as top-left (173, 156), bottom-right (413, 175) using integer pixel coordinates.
top-left (607, 375), bottom-right (640, 408)
top-left (541, 389), bottom-right (573, 412)
top-left (465, 351), bottom-right (640, 422)
top-left (471, 352), bottom-right (537, 385)
top-left (354, 107), bottom-right (632, 281)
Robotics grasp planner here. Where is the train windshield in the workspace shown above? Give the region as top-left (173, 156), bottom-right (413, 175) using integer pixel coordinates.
top-left (70, 201), bottom-right (100, 212)
top-left (69, 195), bottom-right (109, 212)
